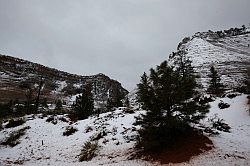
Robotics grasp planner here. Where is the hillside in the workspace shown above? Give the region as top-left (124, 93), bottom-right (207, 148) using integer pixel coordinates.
top-left (1, 27), bottom-right (250, 166)
top-left (0, 55), bottom-right (128, 107)
top-left (169, 26), bottom-right (250, 89)
top-left (0, 94), bottom-right (249, 166)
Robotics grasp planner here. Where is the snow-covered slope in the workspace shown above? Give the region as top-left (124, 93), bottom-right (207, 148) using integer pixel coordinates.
top-left (0, 94), bottom-right (250, 165)
top-left (169, 30), bottom-right (250, 88)
top-left (0, 109), bottom-right (147, 166)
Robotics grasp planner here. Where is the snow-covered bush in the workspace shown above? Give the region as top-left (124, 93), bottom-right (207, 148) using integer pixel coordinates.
top-left (58, 116), bottom-right (69, 123)
top-left (218, 101), bottom-right (230, 109)
top-left (208, 114), bottom-right (231, 133)
top-left (84, 126), bottom-right (93, 133)
top-left (79, 141), bottom-right (100, 161)
top-left (46, 116), bottom-right (57, 125)
top-left (5, 118), bottom-right (26, 128)
top-left (1, 126), bottom-right (30, 147)
top-left (63, 126), bottom-right (78, 136)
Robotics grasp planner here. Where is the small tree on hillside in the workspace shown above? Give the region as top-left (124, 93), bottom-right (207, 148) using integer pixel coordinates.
top-left (245, 67), bottom-right (250, 94)
top-left (72, 84), bottom-right (94, 120)
top-left (136, 60), bottom-right (209, 152)
top-left (55, 99), bottom-right (63, 110)
top-left (207, 66), bottom-right (224, 95)
top-left (35, 76), bottom-right (44, 112)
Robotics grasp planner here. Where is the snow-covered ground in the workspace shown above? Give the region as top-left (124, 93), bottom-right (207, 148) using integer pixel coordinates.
top-left (170, 33), bottom-right (250, 89)
top-left (0, 94), bottom-right (250, 166)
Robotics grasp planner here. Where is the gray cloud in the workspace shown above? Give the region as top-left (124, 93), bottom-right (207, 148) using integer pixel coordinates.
top-left (0, 0), bottom-right (249, 90)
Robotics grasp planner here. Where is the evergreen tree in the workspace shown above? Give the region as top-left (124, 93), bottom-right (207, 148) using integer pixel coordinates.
top-left (245, 67), bottom-right (250, 93)
top-left (72, 84), bottom-right (94, 120)
top-left (35, 76), bottom-right (44, 112)
top-left (136, 60), bottom-right (209, 152)
top-left (106, 98), bottom-right (114, 112)
top-left (207, 66), bottom-right (224, 95)
top-left (174, 50), bottom-right (197, 98)
top-left (55, 99), bottom-right (63, 110)
top-left (41, 98), bottom-right (48, 108)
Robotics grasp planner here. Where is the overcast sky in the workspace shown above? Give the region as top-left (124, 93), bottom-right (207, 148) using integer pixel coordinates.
top-left (0, 0), bottom-right (249, 91)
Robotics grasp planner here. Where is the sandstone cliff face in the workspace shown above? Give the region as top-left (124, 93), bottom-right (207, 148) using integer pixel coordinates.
top-left (0, 55), bottom-right (128, 105)
top-left (169, 27), bottom-right (250, 89)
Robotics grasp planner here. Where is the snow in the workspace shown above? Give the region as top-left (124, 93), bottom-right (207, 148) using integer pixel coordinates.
top-left (1, 94), bottom-right (249, 165)
top-left (181, 94), bottom-right (250, 166)
top-left (0, 110), bottom-right (150, 166)
top-left (51, 80), bottom-right (67, 95)
top-left (170, 33), bottom-right (250, 88)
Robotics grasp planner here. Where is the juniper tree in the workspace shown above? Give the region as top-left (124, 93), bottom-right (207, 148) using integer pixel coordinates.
top-left (136, 60), bottom-right (209, 152)
top-left (207, 66), bottom-right (224, 95)
top-left (55, 99), bottom-right (63, 110)
top-left (72, 84), bottom-right (94, 120)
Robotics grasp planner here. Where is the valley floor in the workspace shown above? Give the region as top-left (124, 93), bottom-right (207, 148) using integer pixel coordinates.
top-left (0, 94), bottom-right (250, 166)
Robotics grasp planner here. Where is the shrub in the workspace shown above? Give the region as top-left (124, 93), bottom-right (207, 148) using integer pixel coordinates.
top-left (79, 141), bottom-right (100, 161)
top-left (46, 116), bottom-right (55, 123)
top-left (5, 118), bottom-right (26, 128)
top-left (1, 126), bottom-right (30, 147)
top-left (46, 116), bottom-right (57, 125)
top-left (218, 101), bottom-right (230, 109)
top-left (85, 126), bottom-right (93, 133)
top-left (59, 116), bottom-right (69, 123)
top-left (208, 114), bottom-right (231, 132)
top-left (63, 126), bottom-right (78, 136)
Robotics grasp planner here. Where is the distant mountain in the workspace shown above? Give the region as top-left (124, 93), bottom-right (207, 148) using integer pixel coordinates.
top-left (169, 26), bottom-right (250, 89)
top-left (0, 55), bottom-right (128, 107)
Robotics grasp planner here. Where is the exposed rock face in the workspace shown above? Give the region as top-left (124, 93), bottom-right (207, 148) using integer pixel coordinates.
top-left (0, 55), bottom-right (128, 105)
top-left (169, 27), bottom-right (250, 89)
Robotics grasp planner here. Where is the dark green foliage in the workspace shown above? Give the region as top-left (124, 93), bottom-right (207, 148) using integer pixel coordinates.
top-left (46, 116), bottom-right (55, 123)
top-left (1, 126), bottom-right (30, 147)
top-left (245, 67), bottom-right (250, 94)
top-left (41, 98), bottom-right (48, 108)
top-left (207, 66), bottom-right (224, 95)
top-left (63, 126), bottom-right (78, 136)
top-left (0, 102), bottom-right (12, 118)
top-left (106, 98), bottom-right (116, 112)
top-left (79, 141), bottom-right (99, 161)
top-left (35, 77), bottom-right (44, 112)
top-left (137, 117), bottom-right (192, 151)
top-left (55, 99), bottom-right (63, 110)
top-left (174, 50), bottom-right (197, 96)
top-left (72, 84), bottom-right (94, 120)
top-left (106, 90), bottom-right (124, 112)
top-left (5, 118), bottom-right (26, 128)
top-left (0, 101), bottom-right (29, 119)
top-left (136, 59), bottom-right (209, 152)
top-left (0, 121), bottom-right (2, 131)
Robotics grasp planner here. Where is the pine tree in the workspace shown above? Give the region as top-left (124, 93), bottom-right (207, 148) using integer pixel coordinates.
top-left (207, 66), bottom-right (224, 95)
top-left (174, 50), bottom-right (197, 99)
top-left (72, 84), bottom-right (94, 120)
top-left (136, 60), bottom-right (209, 152)
top-left (35, 76), bottom-right (44, 112)
top-left (106, 98), bottom-right (114, 112)
top-left (55, 99), bottom-right (62, 110)
top-left (246, 67), bottom-right (250, 93)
